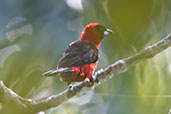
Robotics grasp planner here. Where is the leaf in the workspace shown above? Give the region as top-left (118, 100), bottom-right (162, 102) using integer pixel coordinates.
top-left (0, 45), bottom-right (20, 68)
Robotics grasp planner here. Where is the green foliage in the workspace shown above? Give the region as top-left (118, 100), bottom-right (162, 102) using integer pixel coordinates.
top-left (0, 0), bottom-right (170, 113)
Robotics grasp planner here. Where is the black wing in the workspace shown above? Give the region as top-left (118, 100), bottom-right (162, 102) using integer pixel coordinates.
top-left (57, 40), bottom-right (99, 68)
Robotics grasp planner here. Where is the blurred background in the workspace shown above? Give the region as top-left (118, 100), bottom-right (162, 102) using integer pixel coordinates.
top-left (0, 0), bottom-right (171, 114)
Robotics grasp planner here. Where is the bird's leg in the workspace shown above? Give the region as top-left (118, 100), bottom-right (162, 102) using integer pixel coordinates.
top-left (67, 82), bottom-right (71, 85)
top-left (89, 77), bottom-right (94, 86)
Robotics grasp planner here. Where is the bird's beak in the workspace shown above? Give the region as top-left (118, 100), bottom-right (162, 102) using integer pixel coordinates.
top-left (104, 28), bottom-right (113, 35)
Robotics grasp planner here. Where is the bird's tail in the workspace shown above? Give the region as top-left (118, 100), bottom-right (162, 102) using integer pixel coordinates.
top-left (43, 67), bottom-right (74, 76)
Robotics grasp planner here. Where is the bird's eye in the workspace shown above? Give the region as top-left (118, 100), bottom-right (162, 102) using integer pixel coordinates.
top-left (95, 25), bottom-right (106, 38)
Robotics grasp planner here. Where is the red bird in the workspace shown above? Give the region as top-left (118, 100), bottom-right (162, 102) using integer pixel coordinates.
top-left (43, 23), bottom-right (112, 85)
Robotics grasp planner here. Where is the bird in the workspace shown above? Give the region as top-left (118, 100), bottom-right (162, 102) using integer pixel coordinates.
top-left (43, 23), bottom-right (112, 85)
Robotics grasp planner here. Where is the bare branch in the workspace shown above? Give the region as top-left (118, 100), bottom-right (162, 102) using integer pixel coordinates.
top-left (0, 33), bottom-right (171, 113)
top-left (94, 33), bottom-right (171, 81)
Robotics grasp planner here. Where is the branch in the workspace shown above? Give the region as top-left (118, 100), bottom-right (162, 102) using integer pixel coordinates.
top-left (0, 33), bottom-right (171, 113)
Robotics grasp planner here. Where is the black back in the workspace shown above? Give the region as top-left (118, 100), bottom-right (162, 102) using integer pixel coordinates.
top-left (57, 40), bottom-right (99, 68)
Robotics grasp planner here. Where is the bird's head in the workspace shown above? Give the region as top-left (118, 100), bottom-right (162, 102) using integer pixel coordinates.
top-left (80, 23), bottom-right (112, 48)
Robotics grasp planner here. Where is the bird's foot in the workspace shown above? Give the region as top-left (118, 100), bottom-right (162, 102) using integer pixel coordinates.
top-left (85, 78), bottom-right (94, 87)
top-left (68, 83), bottom-right (74, 91)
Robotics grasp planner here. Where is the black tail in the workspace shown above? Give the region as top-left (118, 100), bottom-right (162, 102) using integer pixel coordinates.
top-left (43, 67), bottom-right (74, 76)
